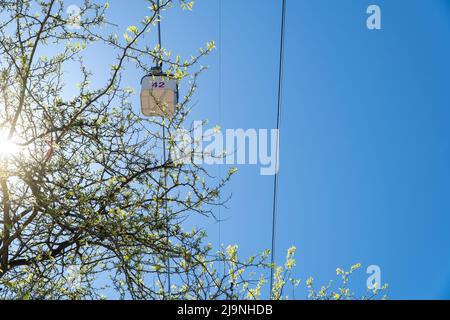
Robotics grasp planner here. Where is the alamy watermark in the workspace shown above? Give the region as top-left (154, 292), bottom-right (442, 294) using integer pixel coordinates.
top-left (367, 4), bottom-right (382, 30)
top-left (366, 264), bottom-right (382, 290)
top-left (171, 121), bottom-right (280, 176)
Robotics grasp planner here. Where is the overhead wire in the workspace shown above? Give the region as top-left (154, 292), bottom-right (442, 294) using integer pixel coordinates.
top-left (270, 0), bottom-right (287, 298)
top-left (155, 0), bottom-right (171, 298)
top-left (218, 0), bottom-right (222, 252)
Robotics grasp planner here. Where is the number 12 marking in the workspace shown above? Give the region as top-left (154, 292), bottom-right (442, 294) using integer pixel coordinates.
top-left (152, 82), bottom-right (165, 88)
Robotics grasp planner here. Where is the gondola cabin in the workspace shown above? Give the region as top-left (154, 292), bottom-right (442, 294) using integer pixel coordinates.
top-left (140, 67), bottom-right (178, 118)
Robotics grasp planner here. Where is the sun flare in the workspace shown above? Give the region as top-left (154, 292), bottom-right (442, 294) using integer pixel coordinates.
top-left (0, 130), bottom-right (19, 157)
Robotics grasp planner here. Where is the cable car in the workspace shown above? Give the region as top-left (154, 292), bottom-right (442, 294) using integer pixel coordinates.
top-left (140, 66), bottom-right (178, 118)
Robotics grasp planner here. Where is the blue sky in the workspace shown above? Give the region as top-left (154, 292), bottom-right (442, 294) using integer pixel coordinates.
top-left (75, 0), bottom-right (450, 299)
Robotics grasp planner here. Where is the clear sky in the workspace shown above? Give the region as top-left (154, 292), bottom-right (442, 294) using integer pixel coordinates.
top-left (74, 0), bottom-right (450, 299)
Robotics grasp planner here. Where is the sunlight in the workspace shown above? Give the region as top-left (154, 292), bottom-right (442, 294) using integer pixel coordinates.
top-left (0, 129), bottom-right (19, 157)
